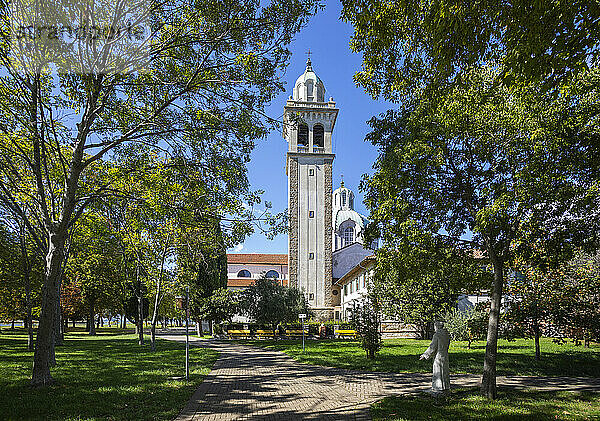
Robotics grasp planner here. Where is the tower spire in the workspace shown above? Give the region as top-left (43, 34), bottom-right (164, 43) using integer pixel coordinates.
top-left (340, 174), bottom-right (344, 187)
top-left (306, 49), bottom-right (312, 70)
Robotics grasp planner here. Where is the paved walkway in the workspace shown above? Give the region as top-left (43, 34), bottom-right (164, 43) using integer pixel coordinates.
top-left (160, 335), bottom-right (600, 421)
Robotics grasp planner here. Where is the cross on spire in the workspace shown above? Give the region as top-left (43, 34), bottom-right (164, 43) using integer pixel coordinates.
top-left (340, 174), bottom-right (344, 187)
top-left (306, 49), bottom-right (312, 70)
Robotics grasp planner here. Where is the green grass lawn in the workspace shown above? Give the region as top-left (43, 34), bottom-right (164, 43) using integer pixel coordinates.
top-left (0, 329), bottom-right (218, 421)
top-left (371, 388), bottom-right (600, 420)
top-left (239, 338), bottom-right (600, 377)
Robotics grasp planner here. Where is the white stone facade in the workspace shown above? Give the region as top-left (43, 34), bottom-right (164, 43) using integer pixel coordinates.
top-left (285, 58), bottom-right (337, 313)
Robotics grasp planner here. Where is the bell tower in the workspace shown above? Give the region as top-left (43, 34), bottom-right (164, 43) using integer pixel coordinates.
top-left (284, 57), bottom-right (338, 317)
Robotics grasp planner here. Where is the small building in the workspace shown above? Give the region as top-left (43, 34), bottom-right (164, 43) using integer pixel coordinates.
top-left (334, 254), bottom-right (420, 338)
top-left (334, 254), bottom-right (375, 321)
top-left (226, 253), bottom-right (288, 290)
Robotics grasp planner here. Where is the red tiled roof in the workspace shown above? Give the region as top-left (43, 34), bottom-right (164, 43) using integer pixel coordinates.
top-left (227, 253), bottom-right (288, 265)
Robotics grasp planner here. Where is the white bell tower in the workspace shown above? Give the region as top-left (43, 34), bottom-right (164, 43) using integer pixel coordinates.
top-left (284, 57), bottom-right (338, 318)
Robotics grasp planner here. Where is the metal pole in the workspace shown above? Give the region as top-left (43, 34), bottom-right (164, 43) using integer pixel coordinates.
top-left (185, 285), bottom-right (189, 381)
top-left (302, 322), bottom-right (305, 353)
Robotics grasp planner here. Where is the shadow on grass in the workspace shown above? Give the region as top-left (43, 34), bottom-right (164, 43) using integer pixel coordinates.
top-left (0, 330), bottom-right (218, 421)
top-left (240, 338), bottom-right (600, 377)
top-left (371, 388), bottom-right (600, 421)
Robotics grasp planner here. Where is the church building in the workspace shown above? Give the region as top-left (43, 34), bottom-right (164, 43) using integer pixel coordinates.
top-left (227, 58), bottom-right (376, 321)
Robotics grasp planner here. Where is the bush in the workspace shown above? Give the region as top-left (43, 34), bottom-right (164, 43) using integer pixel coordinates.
top-left (352, 296), bottom-right (382, 359)
top-left (444, 306), bottom-right (488, 348)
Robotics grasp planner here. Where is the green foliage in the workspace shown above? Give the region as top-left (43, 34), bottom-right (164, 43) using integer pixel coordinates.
top-left (351, 295), bottom-right (383, 359)
top-left (371, 246), bottom-right (489, 329)
top-left (341, 0), bottom-right (600, 101)
top-left (550, 252), bottom-right (600, 345)
top-left (502, 253), bottom-right (600, 347)
top-left (443, 307), bottom-right (487, 345)
top-left (242, 278), bottom-right (311, 327)
top-left (197, 288), bottom-right (242, 324)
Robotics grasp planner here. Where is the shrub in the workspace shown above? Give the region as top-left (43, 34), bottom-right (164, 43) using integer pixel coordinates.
top-left (444, 306), bottom-right (488, 348)
top-left (352, 295), bottom-right (382, 359)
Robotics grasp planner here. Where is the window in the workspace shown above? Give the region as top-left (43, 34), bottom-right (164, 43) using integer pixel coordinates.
top-left (332, 289), bottom-right (338, 296)
top-left (342, 191), bottom-right (346, 206)
top-left (309, 211), bottom-right (314, 218)
top-left (313, 124), bottom-right (324, 147)
top-left (350, 282), bottom-right (353, 293)
top-left (343, 227), bottom-right (354, 247)
top-left (298, 124), bottom-right (308, 145)
top-left (356, 279), bottom-right (360, 291)
top-left (344, 285), bottom-right (348, 296)
top-left (309, 293), bottom-right (314, 300)
top-left (307, 81), bottom-right (314, 101)
top-left (335, 311), bottom-right (340, 320)
top-left (309, 168), bottom-right (314, 176)
top-left (237, 269), bottom-right (251, 278)
top-left (265, 270), bottom-right (279, 279)
top-left (309, 252), bottom-right (314, 260)
top-left (362, 274), bottom-right (366, 288)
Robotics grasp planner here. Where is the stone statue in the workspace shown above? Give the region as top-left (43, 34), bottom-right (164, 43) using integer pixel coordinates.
top-left (419, 321), bottom-right (451, 394)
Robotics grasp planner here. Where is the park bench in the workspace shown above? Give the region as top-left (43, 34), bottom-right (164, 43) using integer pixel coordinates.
top-left (256, 329), bottom-right (276, 339)
top-left (227, 329), bottom-right (251, 339)
top-left (335, 329), bottom-right (358, 339)
top-left (285, 328), bottom-right (308, 338)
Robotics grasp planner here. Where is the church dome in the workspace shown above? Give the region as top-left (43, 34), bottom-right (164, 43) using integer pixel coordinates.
top-left (293, 58), bottom-right (325, 102)
top-left (333, 180), bottom-right (354, 211)
top-left (332, 180), bottom-right (371, 250)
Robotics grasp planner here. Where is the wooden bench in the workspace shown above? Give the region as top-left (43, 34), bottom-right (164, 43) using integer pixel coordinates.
top-left (335, 329), bottom-right (358, 339)
top-left (256, 329), bottom-right (276, 339)
top-left (227, 329), bottom-right (251, 339)
top-left (285, 328), bottom-right (307, 338)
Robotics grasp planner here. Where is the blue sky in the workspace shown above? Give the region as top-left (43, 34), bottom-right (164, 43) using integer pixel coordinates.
top-left (230, 2), bottom-right (392, 254)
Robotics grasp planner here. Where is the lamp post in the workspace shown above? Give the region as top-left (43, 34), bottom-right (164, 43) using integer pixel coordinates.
top-left (175, 286), bottom-right (190, 381)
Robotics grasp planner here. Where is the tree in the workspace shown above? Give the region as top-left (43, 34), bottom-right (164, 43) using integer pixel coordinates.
top-left (243, 278), bottom-right (310, 334)
top-left (351, 294), bottom-right (382, 359)
top-left (341, 0), bottom-right (600, 101)
top-left (67, 213), bottom-right (121, 335)
top-left (552, 252), bottom-right (600, 347)
top-left (371, 242), bottom-right (488, 338)
top-left (360, 66), bottom-right (597, 398)
top-left (197, 288), bottom-right (242, 332)
top-left (0, 0), bottom-right (321, 385)
top-left (444, 307), bottom-right (488, 349)
top-left (502, 266), bottom-right (558, 360)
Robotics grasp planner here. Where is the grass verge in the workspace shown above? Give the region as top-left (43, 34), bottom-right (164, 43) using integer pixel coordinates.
top-left (238, 338), bottom-right (600, 377)
top-left (371, 388), bottom-right (600, 420)
top-left (0, 329), bottom-right (218, 420)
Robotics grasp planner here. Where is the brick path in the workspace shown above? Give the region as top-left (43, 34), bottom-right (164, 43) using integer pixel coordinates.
top-left (160, 335), bottom-right (600, 421)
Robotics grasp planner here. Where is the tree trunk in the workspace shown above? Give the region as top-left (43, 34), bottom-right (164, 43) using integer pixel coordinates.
top-left (32, 231), bottom-right (66, 386)
top-left (533, 319), bottom-right (541, 361)
top-left (54, 294), bottom-right (63, 346)
top-left (72, 319), bottom-right (75, 328)
top-left (196, 320), bottom-right (202, 337)
top-left (150, 323), bottom-right (156, 351)
top-left (137, 294), bottom-right (144, 345)
top-left (209, 320), bottom-right (214, 336)
top-left (481, 255), bottom-right (504, 399)
top-left (11, 320), bottom-right (15, 329)
top-left (89, 301), bottom-right (96, 336)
